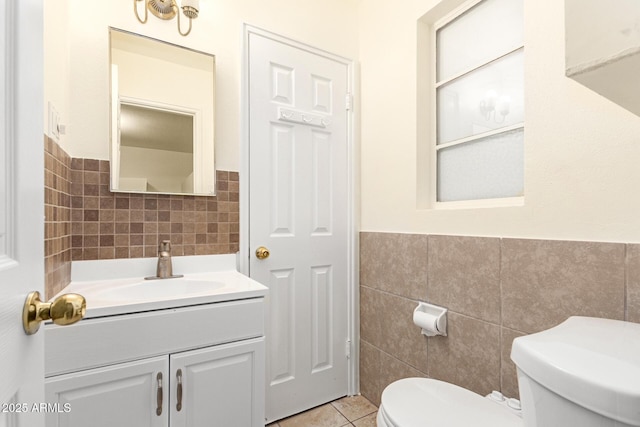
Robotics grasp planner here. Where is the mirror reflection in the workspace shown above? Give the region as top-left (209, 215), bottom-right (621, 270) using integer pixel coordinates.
top-left (109, 28), bottom-right (216, 195)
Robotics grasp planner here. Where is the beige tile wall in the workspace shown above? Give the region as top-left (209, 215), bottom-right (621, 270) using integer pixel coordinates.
top-left (44, 137), bottom-right (240, 298)
top-left (359, 232), bottom-right (638, 405)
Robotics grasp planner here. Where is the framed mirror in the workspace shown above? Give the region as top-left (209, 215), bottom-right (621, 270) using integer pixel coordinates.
top-left (109, 28), bottom-right (216, 195)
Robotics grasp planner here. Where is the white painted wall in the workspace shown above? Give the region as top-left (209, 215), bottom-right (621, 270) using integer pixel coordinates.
top-left (43, 1), bottom-right (69, 143)
top-left (359, 0), bottom-right (640, 243)
top-left (43, 0), bottom-right (359, 171)
top-left (565, 0), bottom-right (640, 69)
top-left (44, 0), bottom-right (640, 243)
top-left (565, 0), bottom-right (640, 118)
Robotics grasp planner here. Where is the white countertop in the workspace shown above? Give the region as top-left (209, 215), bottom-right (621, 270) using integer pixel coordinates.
top-left (59, 254), bottom-right (268, 319)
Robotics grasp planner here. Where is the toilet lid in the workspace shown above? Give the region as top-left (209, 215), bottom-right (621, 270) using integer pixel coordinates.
top-left (380, 378), bottom-right (522, 427)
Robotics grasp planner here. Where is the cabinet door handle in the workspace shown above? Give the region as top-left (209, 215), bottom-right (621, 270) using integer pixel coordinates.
top-left (156, 372), bottom-right (163, 416)
top-left (176, 369), bottom-right (183, 411)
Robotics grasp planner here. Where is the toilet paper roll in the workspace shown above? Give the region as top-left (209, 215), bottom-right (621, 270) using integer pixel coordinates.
top-left (413, 302), bottom-right (447, 336)
top-left (413, 310), bottom-right (440, 336)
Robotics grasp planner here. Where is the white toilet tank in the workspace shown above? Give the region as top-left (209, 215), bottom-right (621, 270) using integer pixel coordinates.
top-left (511, 317), bottom-right (640, 427)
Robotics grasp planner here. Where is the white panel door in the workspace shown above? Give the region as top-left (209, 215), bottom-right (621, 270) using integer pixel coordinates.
top-left (169, 338), bottom-right (265, 427)
top-left (248, 31), bottom-right (351, 423)
top-left (45, 357), bottom-right (169, 427)
top-left (0, 1), bottom-right (44, 426)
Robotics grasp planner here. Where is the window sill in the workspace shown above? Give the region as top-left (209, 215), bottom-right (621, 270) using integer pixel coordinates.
top-left (433, 196), bottom-right (524, 210)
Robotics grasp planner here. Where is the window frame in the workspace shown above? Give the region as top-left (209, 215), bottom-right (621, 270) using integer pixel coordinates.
top-left (430, 0), bottom-right (525, 209)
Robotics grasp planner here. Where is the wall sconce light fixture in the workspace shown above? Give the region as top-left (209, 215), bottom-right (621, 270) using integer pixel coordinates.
top-left (134, 0), bottom-right (199, 36)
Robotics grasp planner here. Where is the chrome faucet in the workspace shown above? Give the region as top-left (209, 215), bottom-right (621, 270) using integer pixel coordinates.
top-left (145, 240), bottom-right (184, 280)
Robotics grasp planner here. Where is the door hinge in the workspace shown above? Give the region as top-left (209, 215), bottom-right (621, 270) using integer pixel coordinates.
top-left (345, 93), bottom-right (353, 111)
top-left (345, 339), bottom-right (352, 359)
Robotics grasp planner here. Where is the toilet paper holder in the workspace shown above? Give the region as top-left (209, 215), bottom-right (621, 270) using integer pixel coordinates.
top-left (413, 302), bottom-right (447, 337)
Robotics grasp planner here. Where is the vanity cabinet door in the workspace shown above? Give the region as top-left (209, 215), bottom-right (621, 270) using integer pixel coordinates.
top-left (45, 356), bottom-right (169, 427)
top-left (169, 338), bottom-right (265, 427)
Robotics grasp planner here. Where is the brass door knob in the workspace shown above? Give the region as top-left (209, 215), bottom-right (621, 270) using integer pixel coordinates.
top-left (23, 291), bottom-right (86, 335)
top-left (255, 246), bottom-right (270, 260)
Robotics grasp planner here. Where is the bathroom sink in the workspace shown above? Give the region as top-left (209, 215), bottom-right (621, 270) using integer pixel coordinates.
top-left (56, 255), bottom-right (268, 318)
top-left (92, 277), bottom-right (227, 302)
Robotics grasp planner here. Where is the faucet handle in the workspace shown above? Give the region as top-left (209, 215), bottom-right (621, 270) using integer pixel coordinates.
top-left (160, 240), bottom-right (172, 253)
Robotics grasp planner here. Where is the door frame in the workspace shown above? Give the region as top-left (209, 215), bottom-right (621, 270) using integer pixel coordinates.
top-left (239, 24), bottom-right (360, 396)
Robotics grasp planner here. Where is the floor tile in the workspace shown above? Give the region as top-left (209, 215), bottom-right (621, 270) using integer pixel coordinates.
top-left (331, 395), bottom-right (378, 422)
top-left (279, 404), bottom-right (350, 427)
top-left (353, 412), bottom-right (377, 427)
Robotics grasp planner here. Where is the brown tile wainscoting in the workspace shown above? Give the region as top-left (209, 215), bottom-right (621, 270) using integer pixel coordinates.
top-left (359, 232), bottom-right (639, 407)
top-left (45, 136), bottom-right (72, 298)
top-left (44, 136), bottom-right (239, 298)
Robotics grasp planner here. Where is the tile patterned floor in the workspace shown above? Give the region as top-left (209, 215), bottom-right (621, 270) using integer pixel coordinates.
top-left (267, 395), bottom-right (378, 427)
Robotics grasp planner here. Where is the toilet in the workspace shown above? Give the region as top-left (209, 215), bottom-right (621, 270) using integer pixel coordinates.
top-left (377, 316), bottom-right (640, 427)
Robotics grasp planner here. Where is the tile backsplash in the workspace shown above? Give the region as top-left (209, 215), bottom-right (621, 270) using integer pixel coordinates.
top-left (69, 159), bottom-right (239, 261)
top-left (44, 136), bottom-right (239, 298)
top-left (44, 136), bottom-right (72, 298)
top-left (359, 232), bottom-right (639, 406)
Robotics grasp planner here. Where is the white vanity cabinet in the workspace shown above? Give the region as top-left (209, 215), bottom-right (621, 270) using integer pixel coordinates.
top-left (169, 340), bottom-right (263, 427)
top-left (45, 356), bottom-right (169, 427)
top-left (44, 297), bottom-right (265, 427)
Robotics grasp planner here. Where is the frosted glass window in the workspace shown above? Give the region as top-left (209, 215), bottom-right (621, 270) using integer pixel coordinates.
top-left (437, 49), bottom-right (524, 145)
top-left (432, 0), bottom-right (524, 204)
top-left (437, 0), bottom-right (523, 82)
top-left (437, 129), bottom-right (524, 202)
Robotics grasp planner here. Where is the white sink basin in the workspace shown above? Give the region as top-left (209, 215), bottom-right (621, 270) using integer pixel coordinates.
top-left (92, 277), bottom-right (227, 302)
top-left (58, 260), bottom-right (269, 318)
